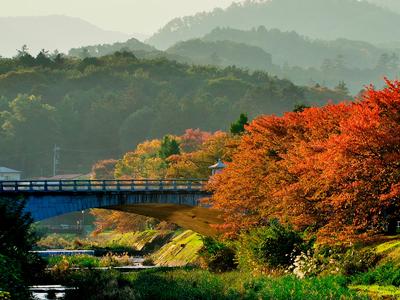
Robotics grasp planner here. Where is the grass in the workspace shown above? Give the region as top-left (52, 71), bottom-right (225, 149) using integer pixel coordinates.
top-left (151, 230), bottom-right (203, 266)
top-left (47, 253), bottom-right (135, 268)
top-left (375, 239), bottom-right (400, 267)
top-left (60, 268), bottom-right (367, 300)
top-left (350, 285), bottom-right (400, 299)
top-left (351, 262), bottom-right (400, 287)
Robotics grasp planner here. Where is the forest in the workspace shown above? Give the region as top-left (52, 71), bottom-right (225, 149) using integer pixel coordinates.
top-left (0, 49), bottom-right (346, 177)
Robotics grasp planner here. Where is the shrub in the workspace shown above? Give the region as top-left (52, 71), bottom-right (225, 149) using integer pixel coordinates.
top-left (142, 257), bottom-right (155, 266)
top-left (0, 291), bottom-right (11, 300)
top-left (341, 249), bottom-right (381, 276)
top-left (236, 219), bottom-right (307, 272)
top-left (352, 262), bottom-right (400, 287)
top-left (0, 197), bottom-right (44, 298)
top-left (198, 237), bottom-right (237, 272)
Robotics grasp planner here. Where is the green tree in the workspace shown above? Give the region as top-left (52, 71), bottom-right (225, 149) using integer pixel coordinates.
top-left (230, 113), bottom-right (249, 135)
top-left (159, 135), bottom-right (180, 160)
top-left (0, 95), bottom-right (58, 177)
top-left (0, 197), bottom-right (43, 299)
top-left (35, 49), bottom-right (52, 68)
top-left (334, 81), bottom-right (349, 95)
top-left (16, 45), bottom-right (35, 67)
top-left (293, 103), bottom-right (310, 113)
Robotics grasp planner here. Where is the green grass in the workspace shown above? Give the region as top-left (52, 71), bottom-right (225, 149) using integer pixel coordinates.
top-left (352, 262), bottom-right (400, 287)
top-left (350, 285), bottom-right (400, 299)
top-left (62, 268), bottom-right (366, 300)
top-left (47, 255), bottom-right (101, 268)
top-left (151, 230), bottom-right (203, 266)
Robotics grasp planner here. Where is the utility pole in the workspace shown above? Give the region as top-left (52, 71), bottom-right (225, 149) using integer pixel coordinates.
top-left (53, 145), bottom-right (60, 177)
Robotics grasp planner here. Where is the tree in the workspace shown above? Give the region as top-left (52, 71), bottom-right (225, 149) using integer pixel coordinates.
top-left (91, 159), bottom-right (118, 180)
top-left (0, 197), bottom-right (43, 298)
top-left (230, 113), bottom-right (249, 135)
top-left (35, 49), bottom-right (52, 68)
top-left (91, 209), bottom-right (157, 235)
top-left (293, 103), bottom-right (310, 113)
top-left (334, 81), bottom-right (349, 95)
top-left (158, 135), bottom-right (180, 160)
top-left (210, 79), bottom-right (400, 243)
top-left (0, 95), bottom-right (58, 177)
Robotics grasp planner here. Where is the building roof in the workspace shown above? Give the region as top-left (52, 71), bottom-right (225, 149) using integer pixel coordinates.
top-left (0, 166), bottom-right (21, 173)
top-left (209, 159), bottom-right (226, 169)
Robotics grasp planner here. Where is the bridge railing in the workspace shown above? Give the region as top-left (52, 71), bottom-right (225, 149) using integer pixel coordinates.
top-left (0, 179), bottom-right (208, 193)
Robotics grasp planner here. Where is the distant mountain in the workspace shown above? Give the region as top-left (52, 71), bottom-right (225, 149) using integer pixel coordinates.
top-left (167, 39), bottom-right (273, 70)
top-left (147, 0), bottom-right (400, 49)
top-left (366, 0), bottom-right (400, 14)
top-left (203, 27), bottom-right (387, 69)
top-left (69, 37), bottom-right (156, 58)
top-left (0, 15), bottom-right (133, 57)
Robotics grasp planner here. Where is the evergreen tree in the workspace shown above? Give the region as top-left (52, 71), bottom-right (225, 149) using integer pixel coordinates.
top-left (159, 135), bottom-right (180, 159)
top-left (230, 113), bottom-right (249, 135)
top-left (0, 197), bottom-right (43, 299)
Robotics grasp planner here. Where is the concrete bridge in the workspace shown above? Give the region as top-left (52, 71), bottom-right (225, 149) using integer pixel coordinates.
top-left (0, 179), bottom-right (222, 236)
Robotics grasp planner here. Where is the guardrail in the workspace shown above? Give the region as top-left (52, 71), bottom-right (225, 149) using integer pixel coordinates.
top-left (0, 179), bottom-right (208, 193)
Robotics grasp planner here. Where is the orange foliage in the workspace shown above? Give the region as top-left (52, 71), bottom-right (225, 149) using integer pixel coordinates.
top-left (166, 131), bottom-right (238, 179)
top-left (91, 209), bottom-right (157, 235)
top-left (209, 80), bottom-right (400, 243)
top-left (91, 159), bottom-right (118, 180)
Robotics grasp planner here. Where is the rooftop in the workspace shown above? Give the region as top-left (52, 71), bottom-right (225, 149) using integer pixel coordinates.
top-left (0, 166), bottom-right (21, 173)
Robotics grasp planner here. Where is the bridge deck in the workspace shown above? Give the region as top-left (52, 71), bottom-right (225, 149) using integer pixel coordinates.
top-left (0, 179), bottom-right (207, 193)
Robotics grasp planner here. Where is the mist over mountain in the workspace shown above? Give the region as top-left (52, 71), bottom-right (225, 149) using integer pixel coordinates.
top-left (0, 15), bottom-right (134, 57)
top-left (366, 0), bottom-right (400, 13)
top-left (147, 0), bottom-right (400, 49)
top-left (203, 27), bottom-right (387, 69)
top-left (167, 39), bottom-right (273, 70)
top-left (69, 37), bottom-right (156, 58)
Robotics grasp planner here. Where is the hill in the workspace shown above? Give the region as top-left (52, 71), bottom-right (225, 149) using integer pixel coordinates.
top-left (203, 27), bottom-right (387, 69)
top-left (366, 0), bottom-right (400, 14)
top-left (147, 0), bottom-right (400, 49)
top-left (166, 39), bottom-right (273, 70)
top-left (69, 37), bottom-right (156, 58)
top-left (0, 52), bottom-right (346, 177)
top-left (0, 15), bottom-right (132, 57)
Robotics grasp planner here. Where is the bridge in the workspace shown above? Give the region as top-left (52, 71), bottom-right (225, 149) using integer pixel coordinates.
top-left (0, 179), bottom-right (222, 236)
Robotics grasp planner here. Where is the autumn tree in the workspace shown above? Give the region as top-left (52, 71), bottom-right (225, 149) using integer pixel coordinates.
top-left (209, 79), bottom-right (400, 243)
top-left (91, 159), bottom-right (118, 179)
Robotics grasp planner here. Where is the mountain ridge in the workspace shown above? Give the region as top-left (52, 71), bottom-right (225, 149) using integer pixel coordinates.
top-left (147, 0), bottom-right (400, 49)
top-left (0, 15), bottom-right (139, 57)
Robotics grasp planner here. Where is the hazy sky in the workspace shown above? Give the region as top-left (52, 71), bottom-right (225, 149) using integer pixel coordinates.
top-left (1, 0), bottom-right (235, 35)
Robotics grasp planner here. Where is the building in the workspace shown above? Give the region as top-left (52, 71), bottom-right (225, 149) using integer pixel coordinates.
top-left (0, 167), bottom-right (21, 180)
top-left (209, 159), bottom-right (226, 176)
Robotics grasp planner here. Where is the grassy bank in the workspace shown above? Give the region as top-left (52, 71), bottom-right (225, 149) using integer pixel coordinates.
top-left (151, 230), bottom-right (203, 266)
top-left (62, 268), bottom-right (366, 300)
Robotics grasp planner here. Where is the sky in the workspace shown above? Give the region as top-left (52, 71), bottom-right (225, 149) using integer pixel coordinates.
top-left (1, 0), bottom-right (235, 36)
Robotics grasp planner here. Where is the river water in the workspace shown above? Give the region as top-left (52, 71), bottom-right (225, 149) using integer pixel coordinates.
top-left (31, 251), bottom-right (155, 299)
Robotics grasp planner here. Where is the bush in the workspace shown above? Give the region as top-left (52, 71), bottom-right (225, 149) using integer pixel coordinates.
top-left (236, 219), bottom-right (307, 272)
top-left (341, 249), bottom-right (381, 276)
top-left (199, 237), bottom-right (237, 272)
top-left (0, 291), bottom-right (11, 300)
top-left (142, 257), bottom-right (155, 266)
top-left (352, 262), bottom-right (400, 287)
top-left (0, 197), bottom-right (44, 298)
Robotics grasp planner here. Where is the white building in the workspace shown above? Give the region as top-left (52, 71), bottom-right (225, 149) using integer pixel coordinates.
top-left (0, 167), bottom-right (21, 180)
